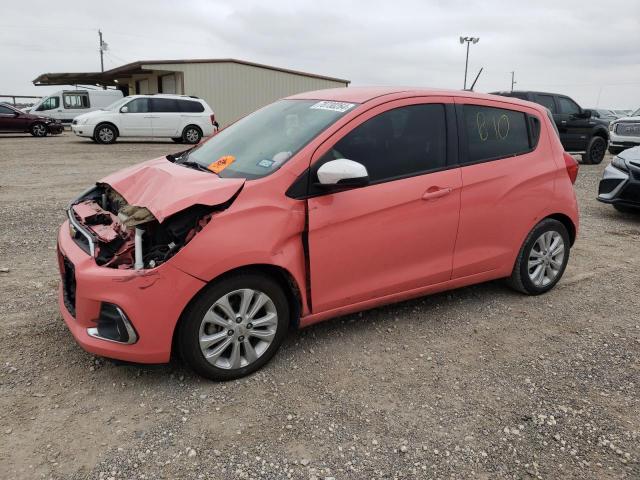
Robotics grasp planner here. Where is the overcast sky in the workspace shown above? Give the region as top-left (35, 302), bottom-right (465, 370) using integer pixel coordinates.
top-left (2, 0), bottom-right (639, 108)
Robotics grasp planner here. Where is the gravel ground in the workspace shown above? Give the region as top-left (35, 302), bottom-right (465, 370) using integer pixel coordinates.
top-left (0, 132), bottom-right (638, 479)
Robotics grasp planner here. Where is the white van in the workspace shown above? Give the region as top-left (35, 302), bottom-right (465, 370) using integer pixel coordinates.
top-left (29, 89), bottom-right (123, 123)
top-left (71, 94), bottom-right (217, 144)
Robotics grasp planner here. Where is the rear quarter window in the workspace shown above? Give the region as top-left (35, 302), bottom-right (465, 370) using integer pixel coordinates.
top-left (179, 100), bottom-right (205, 113)
top-left (462, 105), bottom-right (532, 163)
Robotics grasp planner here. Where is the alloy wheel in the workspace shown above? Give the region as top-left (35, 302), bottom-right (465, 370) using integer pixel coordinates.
top-left (98, 127), bottom-right (114, 143)
top-left (32, 124), bottom-right (47, 136)
top-left (591, 139), bottom-right (605, 163)
top-left (527, 231), bottom-right (565, 287)
top-left (185, 128), bottom-right (200, 143)
top-left (198, 289), bottom-right (278, 370)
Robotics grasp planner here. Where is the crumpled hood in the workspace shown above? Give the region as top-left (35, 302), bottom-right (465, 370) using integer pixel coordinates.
top-left (100, 157), bottom-right (245, 222)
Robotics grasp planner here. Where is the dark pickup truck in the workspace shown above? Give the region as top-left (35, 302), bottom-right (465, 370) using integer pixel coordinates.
top-left (491, 90), bottom-right (609, 164)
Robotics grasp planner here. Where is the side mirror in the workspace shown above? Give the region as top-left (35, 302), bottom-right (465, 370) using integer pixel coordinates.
top-left (120, 106), bottom-right (129, 113)
top-left (317, 159), bottom-right (369, 189)
top-left (577, 109), bottom-right (591, 119)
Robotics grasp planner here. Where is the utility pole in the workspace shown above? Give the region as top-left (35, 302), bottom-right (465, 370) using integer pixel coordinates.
top-left (98, 29), bottom-right (104, 72)
top-left (510, 71), bottom-right (516, 92)
top-left (460, 37), bottom-right (480, 90)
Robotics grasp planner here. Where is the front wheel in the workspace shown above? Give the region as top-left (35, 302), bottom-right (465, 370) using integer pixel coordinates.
top-left (30, 122), bottom-right (48, 137)
top-left (182, 125), bottom-right (202, 144)
top-left (507, 219), bottom-right (570, 295)
top-left (94, 124), bottom-right (117, 144)
top-left (581, 136), bottom-right (606, 164)
top-left (178, 272), bottom-right (290, 381)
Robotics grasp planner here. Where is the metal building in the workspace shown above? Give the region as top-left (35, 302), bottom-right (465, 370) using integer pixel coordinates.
top-left (33, 58), bottom-right (350, 126)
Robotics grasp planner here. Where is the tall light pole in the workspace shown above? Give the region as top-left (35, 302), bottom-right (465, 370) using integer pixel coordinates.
top-left (460, 36), bottom-right (479, 90)
top-left (510, 71), bottom-right (516, 92)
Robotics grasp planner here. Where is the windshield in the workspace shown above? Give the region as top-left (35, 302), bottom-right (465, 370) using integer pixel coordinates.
top-left (103, 97), bottom-right (130, 111)
top-left (186, 99), bottom-right (357, 179)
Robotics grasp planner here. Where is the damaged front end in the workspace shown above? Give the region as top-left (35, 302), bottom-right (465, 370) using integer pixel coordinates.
top-left (67, 184), bottom-right (227, 270)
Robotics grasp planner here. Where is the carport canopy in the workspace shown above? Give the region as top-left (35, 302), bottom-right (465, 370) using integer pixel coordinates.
top-left (33, 61), bottom-right (153, 86)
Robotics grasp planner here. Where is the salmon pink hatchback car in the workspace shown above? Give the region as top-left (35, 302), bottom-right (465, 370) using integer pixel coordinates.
top-left (57, 87), bottom-right (579, 380)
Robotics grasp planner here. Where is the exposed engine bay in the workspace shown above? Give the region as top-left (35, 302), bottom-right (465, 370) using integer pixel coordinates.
top-left (68, 184), bottom-right (218, 269)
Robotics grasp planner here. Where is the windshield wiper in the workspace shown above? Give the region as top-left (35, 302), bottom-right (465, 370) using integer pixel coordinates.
top-left (166, 149), bottom-right (213, 173)
top-left (180, 160), bottom-right (212, 173)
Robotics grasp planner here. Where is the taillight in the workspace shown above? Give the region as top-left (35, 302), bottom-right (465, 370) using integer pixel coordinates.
top-left (563, 152), bottom-right (579, 184)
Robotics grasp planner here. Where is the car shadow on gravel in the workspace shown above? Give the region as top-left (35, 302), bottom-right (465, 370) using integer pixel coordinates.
top-left (92, 279), bottom-right (511, 383)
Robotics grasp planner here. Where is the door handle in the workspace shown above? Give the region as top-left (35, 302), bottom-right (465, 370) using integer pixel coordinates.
top-left (422, 187), bottom-right (452, 201)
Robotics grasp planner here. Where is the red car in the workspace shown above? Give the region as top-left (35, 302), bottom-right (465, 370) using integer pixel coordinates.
top-left (57, 87), bottom-right (579, 380)
top-left (0, 102), bottom-right (63, 136)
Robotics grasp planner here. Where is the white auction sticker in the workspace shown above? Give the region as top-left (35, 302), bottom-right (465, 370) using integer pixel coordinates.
top-left (310, 101), bottom-right (356, 113)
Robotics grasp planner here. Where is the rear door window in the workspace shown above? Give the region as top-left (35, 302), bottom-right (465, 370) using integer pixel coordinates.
top-left (534, 94), bottom-right (557, 114)
top-left (63, 93), bottom-right (90, 109)
top-left (150, 98), bottom-right (180, 113)
top-left (179, 100), bottom-right (205, 113)
top-left (462, 105), bottom-right (532, 163)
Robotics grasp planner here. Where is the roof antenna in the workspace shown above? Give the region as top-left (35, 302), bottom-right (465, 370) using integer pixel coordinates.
top-left (468, 67), bottom-right (483, 91)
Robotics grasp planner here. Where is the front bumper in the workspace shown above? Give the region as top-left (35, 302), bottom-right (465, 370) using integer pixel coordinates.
top-left (609, 132), bottom-right (640, 150)
top-left (71, 123), bottom-right (95, 138)
top-left (57, 220), bottom-right (206, 363)
top-left (47, 122), bottom-right (64, 135)
top-left (597, 162), bottom-right (640, 208)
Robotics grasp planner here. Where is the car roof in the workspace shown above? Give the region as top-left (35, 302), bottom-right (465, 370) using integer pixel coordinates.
top-left (126, 94), bottom-right (202, 100)
top-left (286, 86), bottom-right (546, 112)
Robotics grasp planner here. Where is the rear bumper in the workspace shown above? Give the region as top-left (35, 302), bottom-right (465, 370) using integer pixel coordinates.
top-left (57, 220), bottom-right (206, 363)
top-left (47, 123), bottom-right (64, 134)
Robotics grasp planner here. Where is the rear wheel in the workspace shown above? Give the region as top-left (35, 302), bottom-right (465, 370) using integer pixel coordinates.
top-left (30, 122), bottom-right (48, 137)
top-left (94, 124), bottom-right (117, 144)
top-left (178, 272), bottom-right (290, 381)
top-left (182, 125), bottom-right (202, 144)
top-left (581, 136), bottom-right (606, 164)
top-left (507, 219), bottom-right (570, 295)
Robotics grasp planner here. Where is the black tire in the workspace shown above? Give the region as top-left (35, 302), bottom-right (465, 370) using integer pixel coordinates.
top-left (608, 146), bottom-right (624, 155)
top-left (94, 123), bottom-right (117, 144)
top-left (182, 125), bottom-right (202, 144)
top-left (171, 137), bottom-right (184, 143)
top-left (30, 122), bottom-right (48, 137)
top-left (507, 218), bottom-right (570, 295)
top-left (581, 136), bottom-right (606, 164)
top-left (178, 272), bottom-right (290, 381)
top-left (613, 204), bottom-right (639, 214)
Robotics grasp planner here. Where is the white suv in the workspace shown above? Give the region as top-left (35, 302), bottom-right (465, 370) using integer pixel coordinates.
top-left (71, 95), bottom-right (217, 144)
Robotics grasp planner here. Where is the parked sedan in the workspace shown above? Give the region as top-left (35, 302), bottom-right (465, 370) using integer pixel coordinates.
top-left (58, 87), bottom-right (579, 380)
top-left (0, 102), bottom-right (63, 136)
top-left (597, 146), bottom-right (640, 213)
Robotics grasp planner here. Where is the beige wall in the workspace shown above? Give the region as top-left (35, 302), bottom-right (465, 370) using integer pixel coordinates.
top-left (142, 62), bottom-right (347, 126)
